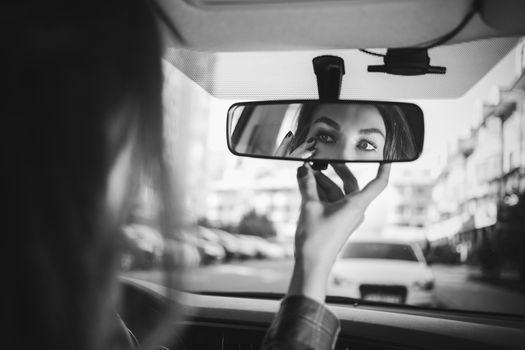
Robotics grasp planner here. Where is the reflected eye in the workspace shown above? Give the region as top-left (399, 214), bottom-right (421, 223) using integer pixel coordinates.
top-left (316, 133), bottom-right (335, 144)
top-left (356, 139), bottom-right (377, 151)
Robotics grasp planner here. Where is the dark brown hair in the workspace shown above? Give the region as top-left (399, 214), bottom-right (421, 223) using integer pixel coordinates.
top-left (6, 1), bottom-right (179, 349)
top-left (375, 103), bottom-right (417, 160)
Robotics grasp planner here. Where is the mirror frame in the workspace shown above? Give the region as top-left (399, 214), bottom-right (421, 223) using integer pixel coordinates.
top-left (226, 99), bottom-right (425, 163)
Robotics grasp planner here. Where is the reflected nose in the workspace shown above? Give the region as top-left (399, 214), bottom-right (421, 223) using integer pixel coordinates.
top-left (341, 138), bottom-right (358, 160)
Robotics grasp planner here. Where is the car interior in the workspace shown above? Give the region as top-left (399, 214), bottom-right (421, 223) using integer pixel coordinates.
top-left (119, 0), bottom-right (525, 349)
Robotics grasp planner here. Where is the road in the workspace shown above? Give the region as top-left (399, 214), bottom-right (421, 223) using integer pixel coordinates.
top-left (431, 264), bottom-right (525, 315)
top-left (126, 259), bottom-right (525, 316)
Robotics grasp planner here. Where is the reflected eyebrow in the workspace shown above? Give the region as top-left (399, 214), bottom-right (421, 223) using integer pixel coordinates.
top-left (313, 116), bottom-right (341, 131)
top-left (359, 128), bottom-right (385, 138)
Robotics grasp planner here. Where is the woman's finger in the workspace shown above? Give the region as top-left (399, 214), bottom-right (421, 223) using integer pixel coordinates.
top-left (302, 149), bottom-right (316, 159)
top-left (314, 171), bottom-right (344, 202)
top-left (289, 138), bottom-right (316, 158)
top-left (331, 163), bottom-right (359, 194)
top-left (355, 163), bottom-right (391, 207)
top-left (274, 131), bottom-right (294, 157)
top-left (296, 163), bottom-right (319, 203)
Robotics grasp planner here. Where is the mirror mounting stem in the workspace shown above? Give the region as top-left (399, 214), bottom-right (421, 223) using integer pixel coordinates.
top-left (312, 55), bottom-right (346, 170)
top-left (313, 55), bottom-right (345, 100)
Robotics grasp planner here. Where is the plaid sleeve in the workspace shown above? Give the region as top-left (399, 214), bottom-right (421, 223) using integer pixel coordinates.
top-left (261, 295), bottom-right (340, 350)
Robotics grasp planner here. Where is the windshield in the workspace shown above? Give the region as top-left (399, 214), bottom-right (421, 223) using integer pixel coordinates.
top-left (122, 39), bottom-right (525, 317)
top-left (341, 243), bottom-right (418, 262)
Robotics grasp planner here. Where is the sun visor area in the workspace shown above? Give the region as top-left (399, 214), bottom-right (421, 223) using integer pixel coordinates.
top-left (158, 0), bottom-right (520, 52)
top-left (481, 0), bottom-right (525, 32)
top-left (165, 37), bottom-right (519, 100)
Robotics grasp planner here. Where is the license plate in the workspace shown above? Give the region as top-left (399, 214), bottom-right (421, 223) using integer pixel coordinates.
top-left (363, 293), bottom-right (403, 304)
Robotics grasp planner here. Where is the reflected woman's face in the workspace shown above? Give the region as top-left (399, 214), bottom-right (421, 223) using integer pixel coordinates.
top-left (305, 104), bottom-right (386, 160)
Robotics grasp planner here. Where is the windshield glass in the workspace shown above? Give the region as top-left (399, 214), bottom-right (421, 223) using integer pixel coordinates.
top-left (122, 39), bottom-right (525, 317)
top-left (342, 243), bottom-right (418, 262)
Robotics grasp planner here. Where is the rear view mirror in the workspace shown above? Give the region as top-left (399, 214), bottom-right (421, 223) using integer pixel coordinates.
top-left (227, 100), bottom-right (424, 162)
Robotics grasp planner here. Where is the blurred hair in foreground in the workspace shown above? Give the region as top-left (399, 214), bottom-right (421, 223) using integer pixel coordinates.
top-left (6, 1), bottom-right (185, 349)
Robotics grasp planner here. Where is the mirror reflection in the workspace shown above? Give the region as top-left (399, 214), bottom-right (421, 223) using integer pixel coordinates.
top-left (228, 101), bottom-right (424, 162)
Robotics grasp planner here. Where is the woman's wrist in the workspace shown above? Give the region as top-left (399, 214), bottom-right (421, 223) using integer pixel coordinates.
top-left (287, 258), bottom-right (330, 304)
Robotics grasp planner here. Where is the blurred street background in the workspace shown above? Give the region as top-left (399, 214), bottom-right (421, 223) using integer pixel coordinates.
top-left (121, 40), bottom-right (525, 317)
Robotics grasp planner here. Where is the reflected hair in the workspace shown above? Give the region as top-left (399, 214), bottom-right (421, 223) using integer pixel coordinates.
top-left (289, 103), bottom-right (318, 153)
top-left (374, 103), bottom-right (417, 160)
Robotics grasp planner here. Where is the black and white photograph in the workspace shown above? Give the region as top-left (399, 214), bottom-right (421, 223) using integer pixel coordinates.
top-left (7, 1), bottom-right (525, 349)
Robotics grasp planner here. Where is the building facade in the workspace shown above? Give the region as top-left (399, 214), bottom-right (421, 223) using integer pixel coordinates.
top-left (428, 43), bottom-right (525, 265)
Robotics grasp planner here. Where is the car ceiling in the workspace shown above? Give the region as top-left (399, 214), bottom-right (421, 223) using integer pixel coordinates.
top-left (157, 0), bottom-right (525, 99)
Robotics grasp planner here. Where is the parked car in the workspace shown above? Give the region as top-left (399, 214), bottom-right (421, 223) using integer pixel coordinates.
top-left (182, 229), bottom-right (226, 265)
top-left (195, 226), bottom-right (228, 263)
top-left (121, 224), bottom-right (164, 270)
top-left (166, 239), bottom-right (202, 268)
top-left (330, 238), bottom-right (436, 306)
top-left (231, 233), bottom-right (260, 260)
top-left (267, 235), bottom-right (295, 258)
top-left (244, 235), bottom-right (287, 260)
top-left (209, 227), bottom-right (243, 261)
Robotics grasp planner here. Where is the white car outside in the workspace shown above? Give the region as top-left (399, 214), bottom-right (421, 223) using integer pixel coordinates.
top-left (330, 239), bottom-right (436, 306)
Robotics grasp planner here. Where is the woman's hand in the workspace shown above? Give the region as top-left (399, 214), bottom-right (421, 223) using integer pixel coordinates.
top-left (288, 162), bottom-right (391, 303)
top-left (275, 132), bottom-right (317, 159)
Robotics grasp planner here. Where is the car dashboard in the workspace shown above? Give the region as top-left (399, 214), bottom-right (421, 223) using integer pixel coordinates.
top-left (120, 277), bottom-right (525, 349)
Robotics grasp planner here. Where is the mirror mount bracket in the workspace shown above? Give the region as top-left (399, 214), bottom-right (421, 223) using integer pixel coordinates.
top-left (367, 48), bottom-right (446, 75)
top-left (312, 55), bottom-right (345, 101)
top-left (311, 55), bottom-right (346, 170)
top-left (311, 161), bottom-right (328, 171)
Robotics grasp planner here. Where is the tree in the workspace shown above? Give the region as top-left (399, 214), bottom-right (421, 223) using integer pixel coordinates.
top-left (238, 210), bottom-right (277, 239)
